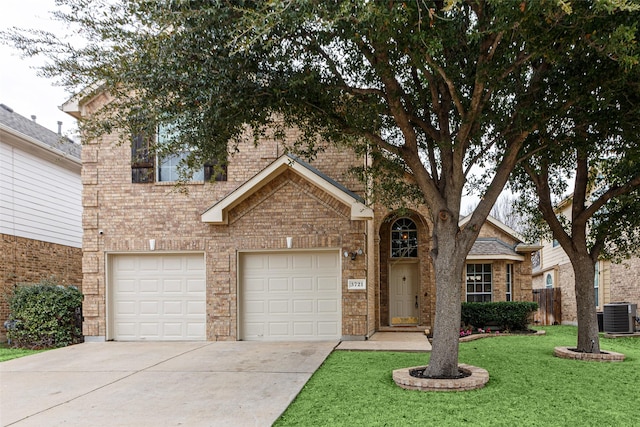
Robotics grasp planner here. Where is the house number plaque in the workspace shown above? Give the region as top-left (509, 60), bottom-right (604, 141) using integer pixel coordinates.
top-left (348, 279), bottom-right (366, 290)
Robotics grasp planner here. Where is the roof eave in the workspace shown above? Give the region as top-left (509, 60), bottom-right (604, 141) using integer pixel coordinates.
top-left (201, 155), bottom-right (373, 224)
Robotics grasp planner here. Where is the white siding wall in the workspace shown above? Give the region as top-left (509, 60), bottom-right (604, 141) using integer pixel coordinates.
top-left (0, 140), bottom-right (82, 248)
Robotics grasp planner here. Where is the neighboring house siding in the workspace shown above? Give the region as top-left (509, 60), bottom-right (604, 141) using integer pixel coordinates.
top-left (0, 140), bottom-right (82, 248)
top-left (0, 105), bottom-right (83, 341)
top-left (532, 198), bottom-right (640, 324)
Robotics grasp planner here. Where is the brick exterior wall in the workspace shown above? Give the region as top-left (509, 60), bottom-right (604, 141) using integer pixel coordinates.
top-left (0, 233), bottom-right (82, 341)
top-left (609, 258), bottom-right (640, 308)
top-left (80, 118), bottom-right (368, 340)
top-left (78, 95), bottom-right (537, 341)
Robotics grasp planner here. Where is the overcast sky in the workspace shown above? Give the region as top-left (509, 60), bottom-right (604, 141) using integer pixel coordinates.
top-left (0, 0), bottom-right (78, 137)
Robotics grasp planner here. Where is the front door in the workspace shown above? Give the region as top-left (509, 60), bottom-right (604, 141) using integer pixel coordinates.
top-left (389, 262), bottom-right (419, 325)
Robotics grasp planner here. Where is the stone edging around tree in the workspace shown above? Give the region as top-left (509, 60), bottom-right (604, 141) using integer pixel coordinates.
top-left (457, 329), bottom-right (546, 342)
top-left (553, 346), bottom-right (625, 362)
top-left (392, 364), bottom-right (489, 392)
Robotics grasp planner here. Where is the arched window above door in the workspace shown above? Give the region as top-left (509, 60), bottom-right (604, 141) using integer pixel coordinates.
top-left (391, 218), bottom-right (418, 258)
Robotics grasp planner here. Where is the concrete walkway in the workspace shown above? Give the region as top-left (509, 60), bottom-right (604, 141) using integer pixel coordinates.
top-left (336, 332), bottom-right (432, 352)
top-left (0, 341), bottom-right (336, 427)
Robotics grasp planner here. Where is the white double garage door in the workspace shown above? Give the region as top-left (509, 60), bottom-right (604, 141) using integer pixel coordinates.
top-left (109, 251), bottom-right (341, 341)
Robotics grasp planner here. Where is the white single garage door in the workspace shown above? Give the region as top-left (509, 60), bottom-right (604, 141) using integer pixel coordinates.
top-left (240, 251), bottom-right (341, 341)
top-left (110, 254), bottom-right (206, 341)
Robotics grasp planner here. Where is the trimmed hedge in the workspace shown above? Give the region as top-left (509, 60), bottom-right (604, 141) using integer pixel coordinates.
top-left (461, 301), bottom-right (538, 332)
top-left (6, 279), bottom-right (83, 349)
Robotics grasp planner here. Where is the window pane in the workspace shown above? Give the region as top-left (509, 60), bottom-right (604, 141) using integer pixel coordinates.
top-left (391, 218), bottom-right (418, 258)
top-left (157, 123), bottom-right (204, 182)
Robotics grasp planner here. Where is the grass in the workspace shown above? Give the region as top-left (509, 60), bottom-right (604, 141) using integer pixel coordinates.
top-left (275, 326), bottom-right (640, 426)
top-left (0, 343), bottom-right (47, 362)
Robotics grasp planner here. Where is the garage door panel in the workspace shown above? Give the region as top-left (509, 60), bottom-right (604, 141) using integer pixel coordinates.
top-left (187, 301), bottom-right (206, 315)
top-left (292, 254), bottom-right (313, 269)
top-left (139, 257), bottom-right (160, 271)
top-left (110, 254), bottom-right (206, 341)
top-left (240, 251), bottom-right (341, 341)
top-left (118, 279), bottom-right (136, 293)
top-left (187, 279), bottom-right (206, 293)
top-left (115, 301), bottom-right (136, 315)
top-left (293, 277), bottom-right (313, 291)
top-left (317, 252), bottom-right (339, 268)
top-left (268, 278), bottom-right (288, 292)
top-left (267, 254), bottom-right (289, 269)
top-left (162, 279), bottom-right (182, 293)
top-left (140, 301), bottom-right (159, 315)
top-left (293, 322), bottom-right (313, 336)
top-left (268, 322), bottom-right (290, 336)
top-left (318, 277), bottom-right (339, 292)
top-left (139, 279), bottom-right (159, 293)
top-left (317, 299), bottom-right (339, 313)
top-left (268, 300), bottom-right (289, 314)
top-left (293, 300), bottom-right (313, 313)
top-left (317, 322), bottom-right (339, 336)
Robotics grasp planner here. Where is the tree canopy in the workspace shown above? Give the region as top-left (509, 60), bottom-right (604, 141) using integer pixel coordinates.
top-left (4, 0), bottom-right (639, 377)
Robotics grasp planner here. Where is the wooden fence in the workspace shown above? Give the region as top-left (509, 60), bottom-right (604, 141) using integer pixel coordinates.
top-left (532, 288), bottom-right (562, 326)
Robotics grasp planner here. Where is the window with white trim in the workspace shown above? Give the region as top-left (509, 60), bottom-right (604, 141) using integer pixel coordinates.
top-left (594, 261), bottom-right (600, 307)
top-left (506, 263), bottom-right (513, 302)
top-left (545, 273), bottom-right (553, 288)
top-left (466, 263), bottom-right (492, 302)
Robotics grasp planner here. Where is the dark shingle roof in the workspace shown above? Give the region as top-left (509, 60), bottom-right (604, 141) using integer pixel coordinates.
top-left (287, 154), bottom-right (365, 203)
top-left (0, 103), bottom-right (81, 159)
top-left (469, 238), bottom-right (519, 257)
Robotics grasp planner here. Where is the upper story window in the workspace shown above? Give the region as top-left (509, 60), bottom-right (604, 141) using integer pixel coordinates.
top-left (391, 218), bottom-right (418, 258)
top-left (131, 121), bottom-right (227, 184)
top-left (157, 123), bottom-right (204, 182)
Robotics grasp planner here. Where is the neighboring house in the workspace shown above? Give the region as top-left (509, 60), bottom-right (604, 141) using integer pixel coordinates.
top-left (0, 103), bottom-right (83, 340)
top-left (63, 94), bottom-right (539, 342)
top-left (532, 196), bottom-right (640, 324)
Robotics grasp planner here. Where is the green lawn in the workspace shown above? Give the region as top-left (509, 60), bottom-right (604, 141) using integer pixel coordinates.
top-left (0, 343), bottom-right (46, 362)
top-left (276, 326), bottom-right (640, 426)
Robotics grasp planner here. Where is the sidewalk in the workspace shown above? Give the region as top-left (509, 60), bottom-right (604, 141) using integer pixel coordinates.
top-left (336, 332), bottom-right (432, 352)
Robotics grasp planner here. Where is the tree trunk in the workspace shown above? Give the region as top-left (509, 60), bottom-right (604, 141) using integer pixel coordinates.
top-left (425, 219), bottom-right (467, 378)
top-left (572, 255), bottom-right (600, 353)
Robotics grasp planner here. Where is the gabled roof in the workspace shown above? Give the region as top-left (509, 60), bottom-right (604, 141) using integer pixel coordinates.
top-left (467, 238), bottom-right (524, 261)
top-left (460, 214), bottom-right (542, 259)
top-left (459, 213), bottom-right (523, 242)
top-left (201, 154), bottom-right (373, 224)
top-left (0, 103), bottom-right (81, 161)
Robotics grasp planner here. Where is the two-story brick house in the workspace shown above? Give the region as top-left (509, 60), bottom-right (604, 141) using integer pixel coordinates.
top-left (64, 94), bottom-right (539, 342)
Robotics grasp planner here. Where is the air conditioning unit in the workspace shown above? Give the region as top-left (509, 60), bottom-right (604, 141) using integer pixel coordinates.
top-left (603, 303), bottom-right (637, 334)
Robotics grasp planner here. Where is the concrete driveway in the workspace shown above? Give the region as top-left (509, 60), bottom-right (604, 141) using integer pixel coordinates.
top-left (0, 341), bottom-right (337, 427)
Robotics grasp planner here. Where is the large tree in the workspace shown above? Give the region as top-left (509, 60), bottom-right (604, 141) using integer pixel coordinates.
top-left (4, 0), bottom-right (637, 377)
top-left (514, 12), bottom-right (640, 353)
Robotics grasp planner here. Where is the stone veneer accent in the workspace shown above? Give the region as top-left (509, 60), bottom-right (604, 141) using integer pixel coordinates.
top-left (0, 234), bottom-right (82, 341)
top-left (393, 364), bottom-right (490, 391)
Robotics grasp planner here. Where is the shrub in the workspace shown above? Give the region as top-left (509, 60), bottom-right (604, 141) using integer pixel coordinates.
top-left (6, 278), bottom-right (83, 349)
top-left (461, 301), bottom-right (538, 332)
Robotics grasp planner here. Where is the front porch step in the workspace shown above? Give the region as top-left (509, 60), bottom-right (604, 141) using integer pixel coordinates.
top-left (378, 326), bottom-right (427, 333)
